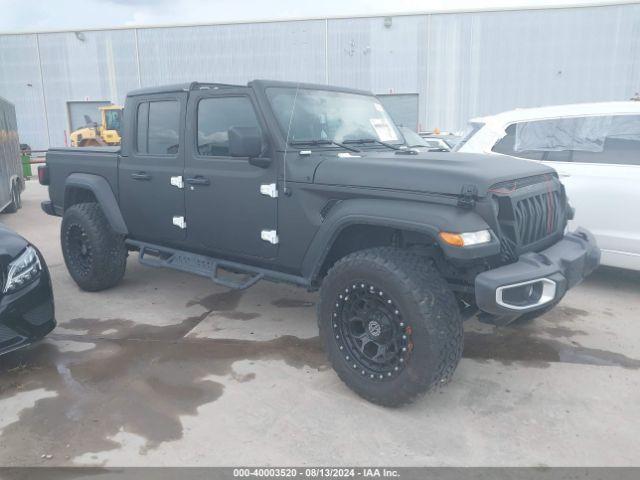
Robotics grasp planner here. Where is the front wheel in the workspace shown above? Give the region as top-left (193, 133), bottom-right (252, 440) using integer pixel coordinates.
top-left (61, 203), bottom-right (127, 291)
top-left (318, 247), bottom-right (463, 407)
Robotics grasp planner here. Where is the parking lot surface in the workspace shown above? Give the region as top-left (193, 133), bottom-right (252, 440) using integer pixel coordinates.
top-left (0, 181), bottom-right (639, 467)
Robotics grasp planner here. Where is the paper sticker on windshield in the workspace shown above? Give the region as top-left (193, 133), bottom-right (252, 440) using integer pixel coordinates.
top-left (370, 118), bottom-right (398, 142)
top-left (373, 103), bottom-right (384, 112)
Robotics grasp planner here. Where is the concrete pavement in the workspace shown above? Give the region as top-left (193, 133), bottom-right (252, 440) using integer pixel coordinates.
top-left (0, 181), bottom-right (639, 467)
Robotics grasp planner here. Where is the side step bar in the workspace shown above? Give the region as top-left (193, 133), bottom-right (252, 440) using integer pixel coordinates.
top-left (125, 240), bottom-right (309, 290)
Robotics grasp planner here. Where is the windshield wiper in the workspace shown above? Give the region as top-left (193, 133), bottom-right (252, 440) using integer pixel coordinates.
top-left (343, 138), bottom-right (404, 151)
top-left (289, 139), bottom-right (361, 153)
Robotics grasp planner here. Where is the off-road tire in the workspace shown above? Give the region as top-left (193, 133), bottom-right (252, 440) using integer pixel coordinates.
top-left (318, 247), bottom-right (463, 407)
top-left (3, 182), bottom-right (20, 213)
top-left (61, 202), bottom-right (127, 291)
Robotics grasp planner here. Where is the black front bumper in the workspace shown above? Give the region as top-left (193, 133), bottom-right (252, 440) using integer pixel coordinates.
top-left (0, 254), bottom-right (56, 356)
top-left (475, 228), bottom-right (600, 318)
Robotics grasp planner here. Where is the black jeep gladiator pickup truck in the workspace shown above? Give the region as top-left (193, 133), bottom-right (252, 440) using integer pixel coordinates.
top-left (40, 80), bottom-right (600, 406)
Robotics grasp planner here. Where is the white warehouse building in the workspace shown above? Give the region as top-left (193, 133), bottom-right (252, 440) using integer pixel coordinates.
top-left (0, 2), bottom-right (639, 150)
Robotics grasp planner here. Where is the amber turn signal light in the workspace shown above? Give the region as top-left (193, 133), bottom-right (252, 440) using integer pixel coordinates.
top-left (439, 230), bottom-right (492, 247)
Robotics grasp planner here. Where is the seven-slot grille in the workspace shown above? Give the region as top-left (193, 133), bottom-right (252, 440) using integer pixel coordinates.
top-left (515, 189), bottom-right (564, 245)
top-left (492, 175), bottom-right (567, 261)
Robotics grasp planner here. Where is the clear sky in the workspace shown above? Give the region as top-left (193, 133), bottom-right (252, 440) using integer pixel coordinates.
top-left (0, 0), bottom-right (630, 33)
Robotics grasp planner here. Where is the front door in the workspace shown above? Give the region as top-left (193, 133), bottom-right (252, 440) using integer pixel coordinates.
top-left (118, 93), bottom-right (187, 244)
top-left (183, 88), bottom-right (278, 259)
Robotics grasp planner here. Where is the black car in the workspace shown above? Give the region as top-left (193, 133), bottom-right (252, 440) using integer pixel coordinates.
top-left (0, 223), bottom-right (55, 355)
top-left (41, 80), bottom-right (599, 406)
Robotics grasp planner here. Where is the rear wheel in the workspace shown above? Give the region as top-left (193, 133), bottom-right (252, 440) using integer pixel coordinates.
top-left (61, 203), bottom-right (127, 291)
top-left (318, 247), bottom-right (463, 407)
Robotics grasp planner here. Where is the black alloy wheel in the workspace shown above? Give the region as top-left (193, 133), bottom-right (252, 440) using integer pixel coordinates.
top-left (332, 282), bottom-right (412, 381)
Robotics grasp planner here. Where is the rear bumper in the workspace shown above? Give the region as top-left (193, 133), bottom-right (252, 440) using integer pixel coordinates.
top-left (475, 228), bottom-right (600, 317)
top-left (0, 252), bottom-right (56, 356)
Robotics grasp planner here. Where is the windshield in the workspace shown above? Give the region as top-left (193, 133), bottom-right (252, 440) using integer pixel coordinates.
top-left (266, 87), bottom-right (402, 145)
top-left (452, 121), bottom-right (483, 151)
top-left (105, 109), bottom-right (123, 132)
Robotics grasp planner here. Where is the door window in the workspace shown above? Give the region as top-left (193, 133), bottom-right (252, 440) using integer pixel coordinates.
top-left (135, 100), bottom-right (180, 155)
top-left (493, 115), bottom-right (640, 165)
top-left (197, 96), bottom-right (262, 157)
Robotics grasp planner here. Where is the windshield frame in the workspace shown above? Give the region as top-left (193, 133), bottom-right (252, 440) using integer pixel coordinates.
top-left (264, 86), bottom-right (405, 149)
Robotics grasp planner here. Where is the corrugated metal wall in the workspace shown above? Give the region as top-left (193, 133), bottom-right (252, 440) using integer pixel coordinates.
top-left (424, 5), bottom-right (640, 130)
top-left (1, 3), bottom-right (638, 149)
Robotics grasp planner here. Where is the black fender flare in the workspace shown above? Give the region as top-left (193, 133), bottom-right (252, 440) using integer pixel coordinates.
top-left (301, 198), bottom-right (499, 281)
top-left (64, 173), bottom-right (128, 235)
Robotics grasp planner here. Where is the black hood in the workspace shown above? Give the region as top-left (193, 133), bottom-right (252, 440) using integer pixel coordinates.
top-left (313, 151), bottom-right (555, 197)
top-left (0, 223), bottom-right (28, 261)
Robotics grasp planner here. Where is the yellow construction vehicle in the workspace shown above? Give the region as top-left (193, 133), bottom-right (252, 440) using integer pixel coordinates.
top-left (70, 105), bottom-right (123, 147)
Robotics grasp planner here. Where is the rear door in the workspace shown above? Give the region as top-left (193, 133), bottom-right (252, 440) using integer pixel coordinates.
top-left (118, 93), bottom-right (187, 243)
top-left (183, 88), bottom-right (278, 259)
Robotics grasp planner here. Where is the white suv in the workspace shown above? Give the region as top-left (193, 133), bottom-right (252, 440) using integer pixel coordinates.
top-left (455, 101), bottom-right (640, 271)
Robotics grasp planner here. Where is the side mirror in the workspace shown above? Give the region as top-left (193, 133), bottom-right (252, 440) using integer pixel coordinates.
top-left (228, 126), bottom-right (271, 167)
top-left (228, 126), bottom-right (271, 168)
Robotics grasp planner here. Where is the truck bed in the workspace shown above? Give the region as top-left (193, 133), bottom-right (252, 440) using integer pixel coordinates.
top-left (46, 147), bottom-right (120, 212)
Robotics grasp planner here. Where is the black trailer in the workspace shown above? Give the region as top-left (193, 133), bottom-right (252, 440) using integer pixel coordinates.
top-left (0, 96), bottom-right (23, 214)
